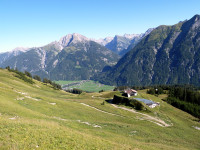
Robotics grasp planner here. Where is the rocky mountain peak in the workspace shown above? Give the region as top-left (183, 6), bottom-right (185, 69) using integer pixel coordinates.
top-left (12, 47), bottom-right (29, 52)
top-left (143, 28), bottom-right (154, 36)
top-left (192, 14), bottom-right (200, 21)
top-left (8, 47), bottom-right (30, 56)
top-left (123, 33), bottom-right (140, 39)
top-left (185, 14), bottom-right (200, 30)
top-left (59, 33), bottom-right (90, 47)
top-left (93, 37), bottom-right (114, 46)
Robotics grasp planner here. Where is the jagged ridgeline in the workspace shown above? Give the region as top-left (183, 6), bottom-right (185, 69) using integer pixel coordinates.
top-left (0, 34), bottom-right (119, 80)
top-left (94, 15), bottom-right (200, 86)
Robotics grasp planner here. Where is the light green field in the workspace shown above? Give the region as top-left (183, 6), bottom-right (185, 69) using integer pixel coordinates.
top-left (54, 80), bottom-right (81, 85)
top-left (55, 80), bottom-right (114, 92)
top-left (0, 69), bottom-right (200, 149)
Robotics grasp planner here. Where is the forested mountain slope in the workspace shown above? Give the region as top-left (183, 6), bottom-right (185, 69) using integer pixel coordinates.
top-left (94, 15), bottom-right (200, 86)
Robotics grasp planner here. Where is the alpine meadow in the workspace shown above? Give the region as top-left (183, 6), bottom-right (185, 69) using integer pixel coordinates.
top-left (0, 0), bottom-right (200, 150)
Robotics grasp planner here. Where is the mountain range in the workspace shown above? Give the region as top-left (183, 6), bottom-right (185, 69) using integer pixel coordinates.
top-left (1, 15), bottom-right (200, 86)
top-left (94, 28), bottom-right (154, 55)
top-left (0, 30), bottom-right (152, 80)
top-left (94, 15), bottom-right (200, 86)
top-left (0, 33), bottom-right (120, 80)
top-left (0, 47), bottom-right (29, 64)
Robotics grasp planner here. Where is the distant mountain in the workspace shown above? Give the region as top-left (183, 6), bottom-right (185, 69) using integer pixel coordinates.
top-left (92, 37), bottom-right (114, 46)
top-left (0, 47), bottom-right (29, 64)
top-left (105, 34), bottom-right (139, 55)
top-left (0, 33), bottom-right (119, 80)
top-left (94, 15), bottom-right (200, 86)
top-left (119, 28), bottom-right (154, 56)
top-left (94, 29), bottom-right (154, 56)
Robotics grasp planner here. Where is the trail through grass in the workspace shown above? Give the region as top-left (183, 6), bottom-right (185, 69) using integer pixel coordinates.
top-left (0, 69), bottom-right (200, 149)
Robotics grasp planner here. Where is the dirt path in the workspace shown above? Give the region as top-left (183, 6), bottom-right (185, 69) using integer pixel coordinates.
top-left (80, 103), bottom-right (124, 117)
top-left (91, 94), bottom-right (104, 99)
top-left (111, 104), bottom-right (172, 127)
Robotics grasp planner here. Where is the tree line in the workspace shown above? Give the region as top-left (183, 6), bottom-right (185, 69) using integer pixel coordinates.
top-left (145, 85), bottom-right (200, 118)
top-left (5, 66), bottom-right (61, 90)
top-left (167, 86), bottom-right (200, 118)
top-left (65, 88), bottom-right (83, 94)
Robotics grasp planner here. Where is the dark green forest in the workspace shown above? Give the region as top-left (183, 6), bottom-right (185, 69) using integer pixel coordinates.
top-left (146, 85), bottom-right (200, 118)
top-left (166, 86), bottom-right (200, 118)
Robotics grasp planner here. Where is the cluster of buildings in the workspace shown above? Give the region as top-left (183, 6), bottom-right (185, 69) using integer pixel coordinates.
top-left (123, 88), bottom-right (159, 108)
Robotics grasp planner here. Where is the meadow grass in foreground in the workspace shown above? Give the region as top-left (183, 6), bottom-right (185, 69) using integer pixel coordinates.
top-left (0, 69), bottom-right (199, 149)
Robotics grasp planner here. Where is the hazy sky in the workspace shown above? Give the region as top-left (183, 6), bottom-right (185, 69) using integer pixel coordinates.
top-left (1, 0), bottom-right (200, 52)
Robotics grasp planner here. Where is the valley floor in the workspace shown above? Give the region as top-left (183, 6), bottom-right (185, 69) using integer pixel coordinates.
top-left (0, 69), bottom-right (200, 149)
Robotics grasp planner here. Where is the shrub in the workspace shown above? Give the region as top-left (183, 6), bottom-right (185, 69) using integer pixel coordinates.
top-left (101, 101), bottom-right (105, 105)
top-left (99, 90), bottom-right (104, 93)
top-left (113, 86), bottom-right (129, 91)
top-left (6, 66), bottom-right (10, 71)
top-left (24, 71), bottom-right (32, 78)
top-left (130, 99), bottom-right (144, 110)
top-left (7, 68), bottom-right (34, 84)
top-left (43, 78), bottom-right (62, 90)
top-left (113, 95), bottom-right (144, 110)
top-left (33, 75), bottom-right (41, 81)
top-left (113, 95), bottom-right (130, 105)
top-left (66, 88), bottom-right (83, 94)
top-left (51, 82), bottom-right (62, 90)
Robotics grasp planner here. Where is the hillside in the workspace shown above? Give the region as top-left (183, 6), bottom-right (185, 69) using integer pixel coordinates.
top-left (0, 68), bottom-right (199, 149)
top-left (94, 15), bottom-right (200, 86)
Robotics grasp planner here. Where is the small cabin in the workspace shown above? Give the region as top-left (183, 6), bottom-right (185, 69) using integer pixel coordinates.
top-left (124, 89), bottom-right (137, 97)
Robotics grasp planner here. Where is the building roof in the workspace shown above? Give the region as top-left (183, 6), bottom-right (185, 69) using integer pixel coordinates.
top-left (125, 89), bottom-right (137, 94)
top-left (131, 89), bottom-right (137, 93)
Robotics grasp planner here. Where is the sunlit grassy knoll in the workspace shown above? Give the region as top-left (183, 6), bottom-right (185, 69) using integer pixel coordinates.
top-left (0, 69), bottom-right (199, 149)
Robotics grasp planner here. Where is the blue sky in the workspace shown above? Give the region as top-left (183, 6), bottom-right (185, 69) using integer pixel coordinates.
top-left (0, 0), bottom-right (200, 52)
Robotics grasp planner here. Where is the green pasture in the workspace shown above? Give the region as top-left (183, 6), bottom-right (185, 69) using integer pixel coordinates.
top-left (55, 80), bottom-right (114, 92)
top-left (0, 69), bottom-right (199, 149)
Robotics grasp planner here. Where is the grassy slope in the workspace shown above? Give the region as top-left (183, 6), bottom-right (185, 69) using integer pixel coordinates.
top-left (0, 69), bottom-right (199, 149)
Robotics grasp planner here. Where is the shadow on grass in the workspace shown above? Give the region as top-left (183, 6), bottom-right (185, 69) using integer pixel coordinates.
top-left (105, 99), bottom-right (113, 104)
